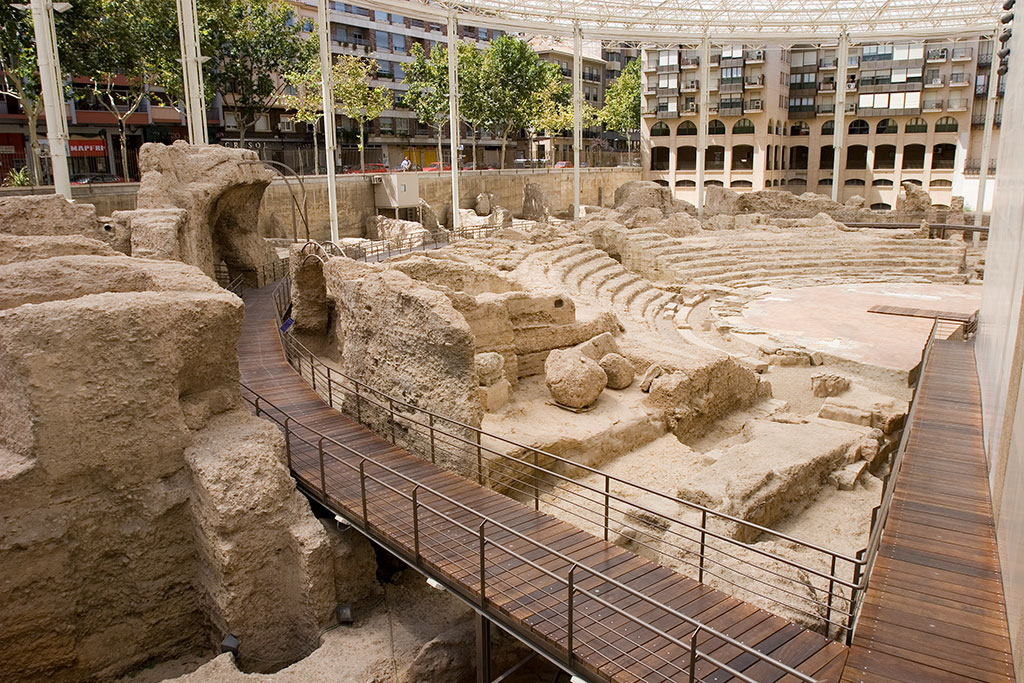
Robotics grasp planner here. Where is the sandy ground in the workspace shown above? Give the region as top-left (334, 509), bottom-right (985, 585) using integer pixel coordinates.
top-left (730, 282), bottom-right (983, 371)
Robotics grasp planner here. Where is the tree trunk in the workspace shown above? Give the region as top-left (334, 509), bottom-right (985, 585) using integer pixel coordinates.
top-left (358, 119), bottom-right (365, 173)
top-left (436, 122), bottom-right (443, 166)
top-left (500, 133), bottom-right (508, 170)
top-left (313, 119), bottom-right (320, 175)
top-left (26, 101), bottom-right (42, 186)
top-left (471, 126), bottom-right (477, 170)
top-left (118, 118), bottom-right (131, 182)
top-left (238, 120), bottom-right (247, 145)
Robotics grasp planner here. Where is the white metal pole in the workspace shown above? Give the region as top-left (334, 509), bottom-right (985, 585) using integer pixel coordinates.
top-left (447, 12), bottom-right (461, 232)
top-left (831, 33), bottom-right (849, 202)
top-left (697, 36), bottom-right (710, 219)
top-left (975, 31), bottom-right (1000, 245)
top-left (318, 0), bottom-right (339, 244)
top-left (29, 0), bottom-right (71, 199)
top-left (572, 24), bottom-right (582, 219)
top-left (175, 0), bottom-right (208, 144)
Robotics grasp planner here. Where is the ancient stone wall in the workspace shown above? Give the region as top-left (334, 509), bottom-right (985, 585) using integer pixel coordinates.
top-left (0, 229), bottom-right (339, 681)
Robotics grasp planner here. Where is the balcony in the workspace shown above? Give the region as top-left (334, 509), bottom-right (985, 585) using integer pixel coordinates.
top-left (655, 109), bottom-right (678, 119)
top-left (818, 81), bottom-right (836, 92)
top-left (680, 57), bottom-right (700, 68)
top-left (681, 104), bottom-right (699, 116)
top-left (925, 76), bottom-right (946, 87)
top-left (927, 48), bottom-right (948, 62)
top-left (657, 63), bottom-right (678, 73)
top-left (582, 73), bottom-right (602, 83)
top-left (681, 80), bottom-right (700, 92)
top-left (744, 50), bottom-right (765, 64)
top-left (819, 58), bottom-right (838, 69)
top-left (845, 102), bottom-right (857, 113)
top-left (607, 60), bottom-right (622, 71)
top-left (976, 83), bottom-right (989, 97)
top-left (923, 99), bottom-right (944, 111)
top-left (952, 47), bottom-right (974, 61)
top-left (845, 80), bottom-right (859, 91)
top-left (745, 99), bottom-right (763, 112)
top-left (788, 104), bottom-right (816, 118)
top-left (720, 80), bottom-right (744, 93)
top-left (656, 86), bottom-right (679, 96)
top-left (720, 102), bottom-right (744, 116)
top-left (949, 75), bottom-right (970, 87)
top-left (972, 113), bottom-right (1003, 127)
top-left (707, 103), bottom-right (719, 114)
top-left (847, 56), bottom-right (860, 68)
top-left (947, 98), bottom-right (968, 111)
top-left (791, 81), bottom-right (817, 90)
top-left (817, 103), bottom-right (835, 115)
top-left (964, 158), bottom-right (998, 175)
top-left (979, 52), bottom-right (994, 66)
top-left (744, 75), bottom-right (765, 89)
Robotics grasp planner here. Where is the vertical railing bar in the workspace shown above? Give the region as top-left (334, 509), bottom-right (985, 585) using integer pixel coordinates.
top-left (476, 430), bottom-right (484, 485)
top-left (826, 554), bottom-right (837, 633)
top-left (360, 459), bottom-right (369, 529)
top-left (326, 365), bottom-right (333, 407)
top-left (698, 509), bottom-right (707, 584)
top-left (603, 476), bottom-right (610, 542)
top-left (533, 450), bottom-right (540, 511)
top-left (412, 486), bottom-right (421, 564)
top-left (284, 417), bottom-right (292, 470)
top-left (479, 520), bottom-right (486, 607)
top-left (429, 414), bottom-right (436, 463)
top-left (318, 436), bottom-right (327, 503)
top-left (310, 351), bottom-right (316, 392)
top-left (567, 563), bottom-right (576, 665)
top-left (688, 626), bottom-right (700, 683)
top-left (254, 396), bottom-right (261, 417)
top-left (390, 399), bottom-right (397, 444)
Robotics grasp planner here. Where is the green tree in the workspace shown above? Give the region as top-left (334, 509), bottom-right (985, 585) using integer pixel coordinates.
top-left (207, 0), bottom-right (302, 145)
top-left (0, 2), bottom-right (90, 184)
top-left (402, 42), bottom-right (449, 167)
top-left (480, 36), bottom-right (555, 169)
top-left (599, 58), bottom-right (641, 165)
top-left (531, 61), bottom-right (599, 166)
top-left (281, 39), bottom-right (324, 174)
top-left (332, 55), bottom-right (393, 173)
top-left (457, 42), bottom-right (488, 170)
top-left (62, 0), bottom-right (178, 181)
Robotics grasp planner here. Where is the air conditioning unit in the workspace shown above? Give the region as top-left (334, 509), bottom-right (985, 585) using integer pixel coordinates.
top-left (686, 102), bottom-right (697, 112)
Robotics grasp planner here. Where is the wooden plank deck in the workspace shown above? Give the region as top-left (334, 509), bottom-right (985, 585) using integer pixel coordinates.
top-left (238, 284), bottom-right (847, 683)
top-left (841, 340), bottom-right (1015, 683)
top-left (866, 305), bottom-right (977, 324)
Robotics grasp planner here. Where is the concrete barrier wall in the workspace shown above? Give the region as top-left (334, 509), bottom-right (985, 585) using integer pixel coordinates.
top-left (2, 167), bottom-right (641, 243)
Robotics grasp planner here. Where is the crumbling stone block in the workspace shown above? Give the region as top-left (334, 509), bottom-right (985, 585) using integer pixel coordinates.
top-left (599, 352), bottom-right (635, 390)
top-left (544, 348), bottom-right (606, 408)
top-left (811, 372), bottom-right (851, 398)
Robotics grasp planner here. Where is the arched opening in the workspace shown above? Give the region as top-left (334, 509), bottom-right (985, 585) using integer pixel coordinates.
top-left (874, 144), bottom-right (896, 169)
top-left (872, 178), bottom-right (894, 187)
top-left (732, 144), bottom-right (754, 170)
top-left (876, 118), bottom-right (898, 134)
top-left (935, 116), bottom-right (959, 133)
top-left (903, 144), bottom-right (926, 169)
top-left (932, 143), bottom-right (956, 169)
top-left (676, 145), bottom-right (697, 170)
top-left (871, 202), bottom-right (892, 211)
top-left (790, 121), bottom-right (810, 136)
top-left (848, 119), bottom-right (870, 135)
top-left (651, 122), bottom-right (670, 136)
top-left (766, 144), bottom-right (773, 170)
top-left (790, 145), bottom-right (809, 170)
top-left (730, 179), bottom-right (753, 187)
top-left (654, 179), bottom-right (670, 186)
top-left (822, 120), bottom-right (835, 135)
top-left (708, 119), bottom-right (726, 135)
top-left (677, 121), bottom-right (697, 136)
top-left (706, 145), bottom-right (725, 170)
top-left (845, 178), bottom-right (866, 186)
top-left (733, 118), bottom-right (755, 134)
top-left (846, 144), bottom-right (868, 169)
top-left (818, 178), bottom-right (833, 186)
top-left (820, 145), bottom-right (835, 169)
top-left (904, 178), bottom-right (924, 185)
top-left (704, 179), bottom-right (724, 187)
top-left (676, 179), bottom-right (696, 187)
top-left (930, 178), bottom-right (954, 188)
top-left (905, 117), bottom-right (928, 134)
top-left (651, 146), bottom-right (670, 171)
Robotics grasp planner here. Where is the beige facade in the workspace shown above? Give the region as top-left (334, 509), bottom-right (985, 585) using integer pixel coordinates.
top-left (642, 37), bottom-right (1003, 211)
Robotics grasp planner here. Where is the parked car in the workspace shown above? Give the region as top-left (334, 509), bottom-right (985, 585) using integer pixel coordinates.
top-left (423, 162), bottom-right (452, 172)
top-left (553, 161), bottom-right (573, 169)
top-left (341, 163), bottom-right (389, 174)
top-left (70, 173), bottom-right (123, 184)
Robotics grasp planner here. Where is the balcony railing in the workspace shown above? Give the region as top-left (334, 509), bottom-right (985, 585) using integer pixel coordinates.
top-left (925, 76), bottom-right (946, 87)
top-left (923, 99), bottom-right (944, 111)
top-left (949, 75), bottom-right (970, 87)
top-left (744, 75), bottom-right (765, 88)
top-left (972, 113), bottom-right (1003, 127)
top-left (927, 48), bottom-right (948, 61)
top-left (979, 52), bottom-right (994, 66)
top-left (744, 50), bottom-right (765, 63)
top-left (846, 80), bottom-right (859, 90)
top-left (681, 81), bottom-right (700, 92)
top-left (964, 158), bottom-right (998, 175)
top-left (947, 98), bottom-right (969, 110)
top-left (818, 81), bottom-right (836, 92)
top-left (817, 103), bottom-right (836, 114)
top-left (680, 57), bottom-right (700, 68)
top-left (952, 47), bottom-right (974, 61)
top-left (745, 99), bottom-right (763, 112)
top-left (819, 58), bottom-right (838, 69)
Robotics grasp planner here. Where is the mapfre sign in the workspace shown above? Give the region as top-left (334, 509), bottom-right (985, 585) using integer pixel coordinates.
top-left (69, 140), bottom-right (107, 157)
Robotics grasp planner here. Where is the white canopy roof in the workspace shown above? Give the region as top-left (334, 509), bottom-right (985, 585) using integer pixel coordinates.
top-left (360, 0), bottom-right (1002, 43)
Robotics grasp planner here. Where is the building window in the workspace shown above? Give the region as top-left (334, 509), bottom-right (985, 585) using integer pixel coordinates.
top-left (876, 118), bottom-right (898, 134)
top-left (706, 145), bottom-right (725, 170)
top-left (848, 119), bottom-right (870, 135)
top-left (651, 122), bottom-right (670, 136)
top-left (677, 145), bottom-right (696, 170)
top-left (905, 117), bottom-right (928, 133)
top-left (903, 144), bottom-right (926, 169)
top-left (732, 144), bottom-right (754, 169)
top-left (708, 119), bottom-right (725, 135)
top-left (935, 116), bottom-right (959, 133)
top-left (846, 144), bottom-right (868, 169)
top-left (874, 144), bottom-right (896, 169)
top-left (651, 146), bottom-right (670, 170)
top-left (677, 121), bottom-right (697, 136)
top-left (733, 118), bottom-right (755, 134)
top-left (820, 145), bottom-right (834, 169)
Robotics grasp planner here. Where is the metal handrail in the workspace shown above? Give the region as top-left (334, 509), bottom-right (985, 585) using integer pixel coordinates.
top-left (240, 382), bottom-right (819, 683)
top-left (843, 222), bottom-right (989, 238)
top-left (268, 275), bottom-right (865, 639)
top-left (338, 224), bottom-right (505, 263)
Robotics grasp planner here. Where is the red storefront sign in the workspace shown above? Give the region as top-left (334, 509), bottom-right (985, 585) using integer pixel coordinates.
top-left (69, 140), bottom-right (107, 157)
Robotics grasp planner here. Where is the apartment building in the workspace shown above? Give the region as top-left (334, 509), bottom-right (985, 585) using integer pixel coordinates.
top-left (642, 36), bottom-right (1003, 210)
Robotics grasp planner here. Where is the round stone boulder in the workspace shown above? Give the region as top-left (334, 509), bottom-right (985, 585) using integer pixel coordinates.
top-left (474, 352), bottom-right (505, 386)
top-left (599, 353), bottom-right (635, 390)
top-left (544, 348), bottom-right (607, 409)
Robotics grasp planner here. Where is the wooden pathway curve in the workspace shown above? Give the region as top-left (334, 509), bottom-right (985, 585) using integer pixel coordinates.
top-left (841, 340), bottom-right (1015, 683)
top-left (237, 284), bottom-right (847, 683)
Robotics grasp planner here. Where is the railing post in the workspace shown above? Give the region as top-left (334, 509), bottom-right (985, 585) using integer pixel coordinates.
top-left (326, 366), bottom-right (333, 408)
top-left (698, 509), bottom-right (707, 584)
top-left (479, 521), bottom-right (486, 607)
top-left (826, 554), bottom-right (837, 634)
top-left (389, 398), bottom-right (396, 444)
top-left (318, 437), bottom-right (327, 503)
top-left (688, 625), bottom-right (701, 683)
top-left (847, 549), bottom-right (865, 645)
top-left (428, 414), bottom-right (436, 463)
top-left (412, 486), bottom-right (420, 564)
top-left (476, 430), bottom-right (483, 485)
top-left (603, 476), bottom-right (611, 542)
top-left (355, 383), bottom-right (362, 423)
top-left (309, 351), bottom-right (316, 392)
top-left (284, 418), bottom-right (292, 470)
top-left (566, 564), bottom-right (577, 665)
top-left (533, 450), bottom-right (540, 511)
top-left (360, 459), bottom-right (369, 529)
top-left (254, 396), bottom-right (261, 417)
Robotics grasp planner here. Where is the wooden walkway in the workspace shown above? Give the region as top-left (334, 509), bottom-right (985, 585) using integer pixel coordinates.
top-left (841, 340), bottom-right (1015, 683)
top-left (866, 305), bottom-right (977, 324)
top-left (238, 284), bottom-right (847, 683)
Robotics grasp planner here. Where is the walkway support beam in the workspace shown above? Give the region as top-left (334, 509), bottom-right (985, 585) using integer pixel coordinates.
top-left (572, 24), bottom-right (582, 219)
top-left (975, 29), bottom-right (1000, 245)
top-left (175, 0), bottom-right (208, 145)
top-left (447, 12), bottom-right (462, 232)
top-left (696, 36), bottom-right (710, 219)
top-left (318, 0), bottom-right (339, 244)
top-left (831, 32), bottom-right (850, 203)
top-left (28, 0), bottom-right (71, 199)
